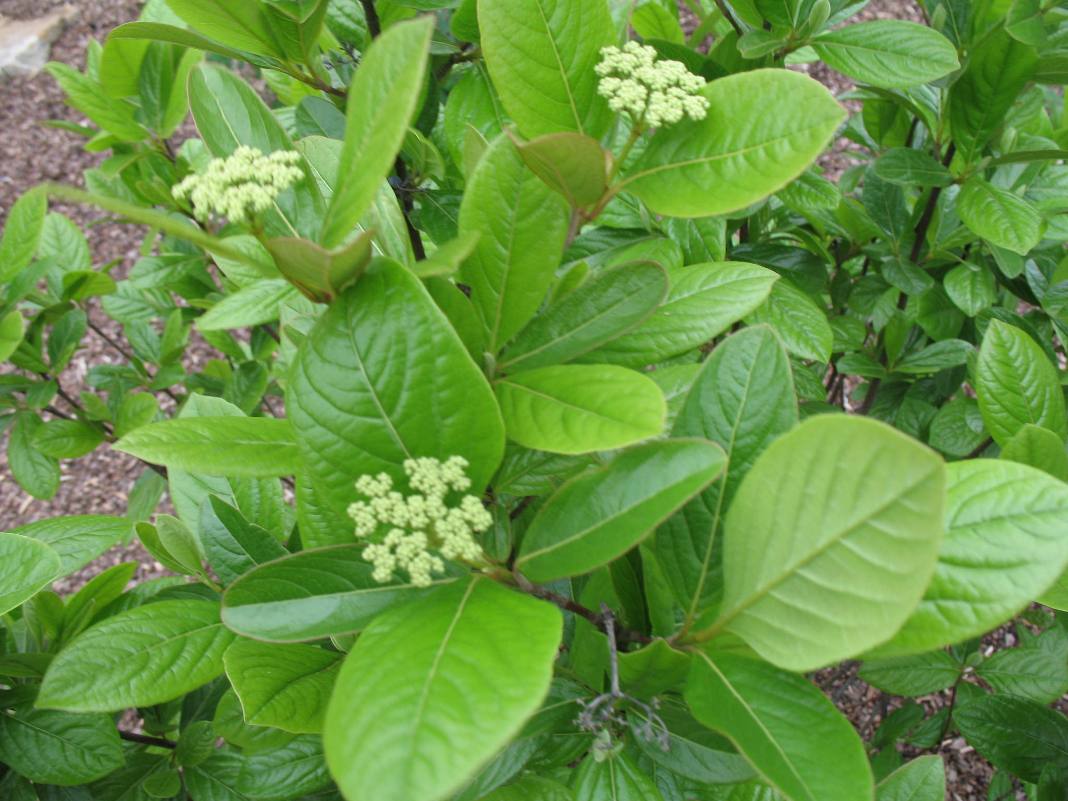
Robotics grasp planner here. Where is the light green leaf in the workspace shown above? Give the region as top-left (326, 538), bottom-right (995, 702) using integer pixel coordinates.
top-left (31, 418), bottom-right (105, 459)
top-left (479, 0), bottom-right (613, 138)
top-left (702, 415), bottom-right (945, 671)
top-left (45, 62), bottom-right (147, 141)
top-left (580, 262), bottom-right (778, 367)
top-left (571, 751), bottom-right (663, 800)
top-left (0, 188), bottom-right (47, 282)
top-left (686, 652), bottom-right (873, 801)
top-left (943, 262), bottom-right (995, 316)
top-left (0, 310), bottom-right (25, 361)
top-left (0, 709), bottom-right (124, 786)
top-left (859, 651), bottom-right (961, 696)
top-left (224, 639), bottom-right (341, 734)
top-left (957, 177), bottom-right (1044, 255)
top-left (459, 134), bottom-right (569, 352)
top-left (286, 258), bottom-right (505, 546)
top-left (200, 495), bottom-right (287, 585)
top-left (870, 460), bottom-right (1068, 657)
top-left (894, 339), bottom-right (973, 375)
top-left (108, 21), bottom-right (257, 62)
top-left (324, 577), bottom-right (562, 801)
top-left (165, 0), bottom-right (281, 56)
top-left (496, 364), bottom-right (666, 455)
top-left (482, 776), bottom-right (575, 801)
top-left (1002, 424), bottom-right (1068, 480)
top-left (876, 756), bottom-right (945, 801)
top-left (38, 600), bottom-right (235, 711)
top-left (222, 545), bottom-right (453, 642)
top-left (873, 148), bottom-right (953, 187)
top-left (657, 326), bottom-right (798, 626)
top-left (197, 279), bottom-right (300, 331)
top-left (624, 70), bottom-right (845, 217)
top-left (976, 320), bottom-right (1067, 445)
top-left (516, 439), bottom-right (726, 582)
top-left (515, 131), bottom-right (608, 207)
top-left (8, 413), bottom-right (60, 500)
top-left (812, 21), bottom-right (959, 89)
top-left (115, 417), bottom-right (301, 477)
top-left (0, 533), bottom-right (61, 616)
top-left (13, 515), bottom-right (133, 574)
top-left (746, 280), bottom-right (832, 362)
top-left (320, 16), bottom-right (433, 248)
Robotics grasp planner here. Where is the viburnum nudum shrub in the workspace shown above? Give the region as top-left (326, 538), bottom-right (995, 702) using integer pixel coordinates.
top-left (4, 0), bottom-right (1068, 798)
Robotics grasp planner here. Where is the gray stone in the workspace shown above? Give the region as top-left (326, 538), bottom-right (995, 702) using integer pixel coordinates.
top-left (0, 5), bottom-right (76, 78)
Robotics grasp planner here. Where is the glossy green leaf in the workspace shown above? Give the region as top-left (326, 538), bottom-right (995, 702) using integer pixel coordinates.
top-left (324, 577), bottom-right (561, 801)
top-left (496, 364), bottom-right (666, 454)
top-left (812, 21), bottom-right (959, 89)
top-left (38, 600), bottom-right (235, 711)
top-left (197, 279), bottom-right (300, 331)
top-left (13, 515), bottom-right (133, 574)
top-left (580, 262), bottom-right (778, 367)
top-left (286, 258), bottom-right (504, 545)
top-left (1002, 424), bottom-right (1068, 480)
top-left (320, 17), bottom-right (433, 248)
top-left (222, 545), bottom-right (451, 641)
top-left (873, 148), bottom-right (953, 187)
top-left (943, 262), bottom-right (996, 316)
top-left (516, 439), bottom-right (725, 582)
top-left (705, 415), bottom-right (945, 671)
top-left (859, 651), bottom-right (961, 696)
top-left (0, 709), bottom-right (124, 786)
top-left (571, 751), bottom-right (663, 800)
top-left (482, 776), bottom-right (574, 801)
top-left (746, 280), bottom-right (832, 362)
top-left (479, 0), bottom-right (613, 138)
top-left (894, 339), bottom-right (973, 375)
top-left (624, 70), bottom-right (845, 217)
top-left (957, 177), bottom-right (1043, 256)
top-left (0, 533), bottom-right (61, 616)
top-left (458, 134), bottom-right (569, 352)
top-left (976, 629), bottom-right (1068, 703)
top-left (0, 188), bottom-right (47, 282)
top-left (956, 695), bottom-right (1068, 783)
top-left (200, 495), bottom-right (287, 585)
top-left (656, 326), bottom-right (797, 626)
top-left (8, 413), bottom-right (59, 500)
top-left (976, 320), bottom-right (1067, 445)
top-left (876, 756), bottom-right (945, 801)
top-left (224, 639), bottom-right (341, 734)
top-left (515, 131), bottom-right (608, 207)
top-left (686, 652), bottom-right (873, 801)
top-left (31, 419), bottom-right (104, 459)
top-left (871, 459), bottom-right (1068, 656)
top-left (115, 416), bottom-right (300, 477)
top-left (165, 0), bottom-right (281, 56)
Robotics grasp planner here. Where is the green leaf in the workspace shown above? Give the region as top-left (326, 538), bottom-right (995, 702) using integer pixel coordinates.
top-left (479, 0), bottom-right (613, 139)
top-left (812, 21), bottom-right (959, 89)
top-left (1002, 424), bottom-right (1068, 481)
top-left (515, 131), bottom-right (608, 207)
top-left (894, 339), bottom-right (973, 375)
top-left (876, 756), bottom-right (945, 801)
top-left (38, 600), bottom-right (235, 712)
top-left (287, 258), bottom-right (504, 546)
top-left (200, 495), bottom-right (287, 585)
top-left (0, 532), bottom-right (61, 616)
top-left (516, 439), bottom-right (725, 582)
top-left (871, 460), bottom-right (1068, 656)
top-left (0, 188), bottom-right (47, 282)
top-left (165, 0), bottom-right (281, 56)
top-left (624, 69), bottom-right (845, 217)
top-left (976, 320), bottom-right (1067, 445)
top-left (458, 134), bottom-right (569, 353)
top-left (324, 577), bottom-right (562, 801)
top-left (8, 413), bottom-right (60, 500)
top-left (859, 651), bottom-right (961, 696)
top-left (500, 261), bottom-right (668, 371)
top-left (115, 417), bottom-right (301, 477)
top-left (482, 776), bottom-right (574, 801)
top-left (579, 262), bottom-right (778, 367)
top-left (976, 629), bottom-right (1068, 703)
top-left (571, 751), bottom-right (664, 800)
top-left (320, 16), bottom-right (433, 248)
top-left (496, 364), bottom-right (666, 454)
top-left (108, 21), bottom-right (256, 62)
top-left (872, 148), bottom-right (953, 187)
top-left (686, 652), bottom-right (873, 801)
top-left (943, 262), bottom-right (995, 316)
top-left (746, 280), bottom-right (832, 363)
top-left (703, 415), bottom-right (945, 671)
top-left (957, 177), bottom-right (1044, 256)
top-left (656, 326), bottom-right (797, 626)
top-left (197, 279), bottom-right (301, 331)
top-left (955, 695), bottom-right (1068, 783)
top-left (31, 419), bottom-right (105, 459)
top-left (224, 639), bottom-right (341, 734)
top-left (13, 515), bottom-right (132, 573)
top-left (0, 709), bottom-right (124, 786)
top-left (45, 62), bottom-right (147, 141)
top-left (0, 310), bottom-right (25, 361)
top-left (222, 545), bottom-right (452, 642)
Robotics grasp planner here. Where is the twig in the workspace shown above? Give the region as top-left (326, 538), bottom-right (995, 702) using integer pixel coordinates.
top-left (118, 730), bottom-right (177, 749)
top-left (965, 437), bottom-right (993, 459)
top-left (360, 0), bottom-right (382, 38)
top-left (511, 572), bottom-right (651, 645)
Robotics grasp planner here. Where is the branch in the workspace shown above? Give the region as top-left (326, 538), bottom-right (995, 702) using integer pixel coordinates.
top-left (360, 0), bottom-right (382, 38)
top-left (118, 730), bottom-right (176, 749)
top-left (512, 572), bottom-right (651, 645)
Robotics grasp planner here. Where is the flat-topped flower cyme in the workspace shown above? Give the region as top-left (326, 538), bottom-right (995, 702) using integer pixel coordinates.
top-left (595, 41), bottom-right (709, 129)
top-left (172, 146), bottom-right (304, 224)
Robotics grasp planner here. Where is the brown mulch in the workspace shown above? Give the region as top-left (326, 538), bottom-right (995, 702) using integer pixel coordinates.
top-left (0, 1), bottom-right (1028, 798)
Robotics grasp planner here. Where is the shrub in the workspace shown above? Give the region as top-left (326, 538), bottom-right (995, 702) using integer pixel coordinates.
top-left (3, 1), bottom-right (1068, 799)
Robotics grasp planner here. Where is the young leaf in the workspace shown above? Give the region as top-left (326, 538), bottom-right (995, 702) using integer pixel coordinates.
top-left (873, 148), bottom-right (953, 187)
top-left (224, 639), bottom-right (342, 734)
top-left (812, 21), bottom-right (959, 89)
top-left (496, 364), bottom-right (666, 454)
top-left (479, 0), bottom-right (613, 139)
top-left (319, 16), bottom-right (433, 248)
top-left (323, 577), bottom-right (562, 801)
top-left (165, 0), bottom-right (282, 56)
top-left (871, 460), bottom-right (1068, 657)
top-left (0, 533), bottom-right (61, 616)
top-left (514, 131), bottom-right (608, 207)
top-left (0, 188), bottom-right (47, 282)
top-left (686, 652), bottom-right (873, 801)
top-left (516, 439), bottom-right (725, 582)
top-left (222, 545), bottom-right (453, 642)
top-left (957, 177), bottom-right (1044, 256)
top-left (976, 320), bottom-right (1067, 445)
top-left (200, 495), bottom-right (287, 585)
top-left (115, 416), bottom-right (301, 477)
top-left (703, 415), bottom-right (945, 671)
top-left (625, 70), bottom-right (845, 217)
top-left (38, 600), bottom-right (235, 712)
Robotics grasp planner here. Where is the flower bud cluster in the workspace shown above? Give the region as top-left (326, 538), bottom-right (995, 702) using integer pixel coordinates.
top-left (172, 146), bottom-right (304, 224)
top-left (595, 42), bottom-right (709, 128)
top-left (347, 456), bottom-right (492, 587)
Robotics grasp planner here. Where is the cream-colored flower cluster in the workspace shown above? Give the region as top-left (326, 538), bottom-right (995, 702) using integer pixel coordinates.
top-left (347, 456), bottom-right (492, 587)
top-left (172, 146), bottom-right (303, 224)
top-left (595, 42), bottom-right (709, 128)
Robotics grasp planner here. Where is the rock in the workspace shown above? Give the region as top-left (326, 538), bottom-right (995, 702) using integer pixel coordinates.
top-left (0, 5), bottom-right (76, 77)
